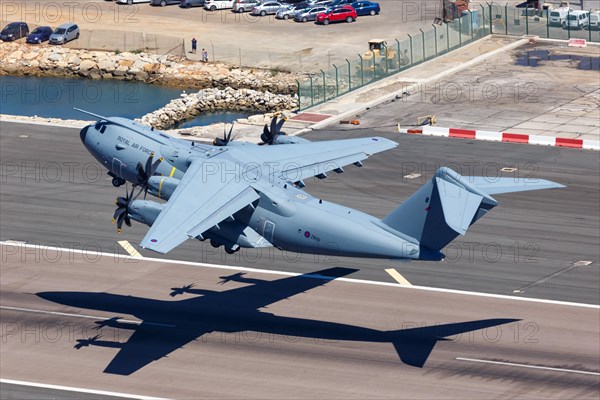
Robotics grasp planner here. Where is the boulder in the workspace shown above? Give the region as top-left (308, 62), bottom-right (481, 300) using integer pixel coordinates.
top-left (113, 65), bottom-right (129, 76)
top-left (79, 59), bottom-right (96, 71)
top-left (23, 52), bottom-right (39, 61)
top-left (97, 60), bottom-right (116, 72)
top-left (8, 50), bottom-right (23, 60)
top-left (47, 53), bottom-right (63, 62)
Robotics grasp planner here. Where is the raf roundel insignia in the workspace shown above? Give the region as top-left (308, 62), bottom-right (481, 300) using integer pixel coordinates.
top-left (304, 231), bottom-right (310, 238)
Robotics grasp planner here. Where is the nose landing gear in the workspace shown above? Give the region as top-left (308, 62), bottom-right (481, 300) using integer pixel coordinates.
top-left (108, 172), bottom-right (126, 187)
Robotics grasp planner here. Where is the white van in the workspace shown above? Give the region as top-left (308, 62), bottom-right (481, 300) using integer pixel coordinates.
top-left (548, 7), bottom-right (572, 27)
top-left (566, 10), bottom-right (589, 29)
top-left (590, 11), bottom-right (600, 29)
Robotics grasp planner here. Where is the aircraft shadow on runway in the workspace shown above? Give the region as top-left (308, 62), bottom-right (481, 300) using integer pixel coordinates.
top-left (37, 268), bottom-right (518, 375)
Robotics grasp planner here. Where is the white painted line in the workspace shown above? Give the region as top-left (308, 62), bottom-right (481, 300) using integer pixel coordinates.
top-left (0, 379), bottom-right (170, 400)
top-left (2, 242), bottom-right (599, 309)
top-left (118, 240), bottom-right (143, 258)
top-left (500, 167), bottom-right (518, 173)
top-left (456, 357), bottom-right (600, 376)
top-left (403, 173), bottom-right (422, 179)
top-left (0, 306), bottom-right (175, 328)
top-left (385, 268), bottom-right (412, 286)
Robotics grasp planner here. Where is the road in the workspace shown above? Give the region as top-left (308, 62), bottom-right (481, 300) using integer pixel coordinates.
top-left (1, 245), bottom-right (598, 399)
top-left (0, 120), bottom-right (599, 304)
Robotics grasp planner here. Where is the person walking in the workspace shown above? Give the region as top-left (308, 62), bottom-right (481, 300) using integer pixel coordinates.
top-left (191, 38), bottom-right (197, 54)
top-left (201, 48), bottom-right (208, 62)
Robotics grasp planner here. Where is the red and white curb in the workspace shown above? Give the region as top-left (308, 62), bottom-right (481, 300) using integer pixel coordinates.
top-left (398, 125), bottom-right (600, 151)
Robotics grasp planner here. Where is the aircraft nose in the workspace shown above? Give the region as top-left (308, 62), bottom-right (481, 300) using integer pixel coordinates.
top-left (79, 125), bottom-right (89, 144)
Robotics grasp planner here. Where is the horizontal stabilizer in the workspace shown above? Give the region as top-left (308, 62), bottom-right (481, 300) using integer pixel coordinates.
top-left (459, 177), bottom-right (565, 195)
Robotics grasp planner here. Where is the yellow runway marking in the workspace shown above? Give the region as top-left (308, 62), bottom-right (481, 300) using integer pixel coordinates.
top-left (118, 240), bottom-right (143, 258)
top-left (385, 268), bottom-right (412, 286)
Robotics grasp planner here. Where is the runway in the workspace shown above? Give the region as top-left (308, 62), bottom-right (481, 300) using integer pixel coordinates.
top-left (1, 120), bottom-right (598, 304)
top-left (1, 245), bottom-right (598, 399)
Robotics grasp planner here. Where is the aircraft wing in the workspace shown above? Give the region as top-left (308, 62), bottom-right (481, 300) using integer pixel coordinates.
top-left (140, 157), bottom-right (259, 254)
top-left (241, 137), bottom-right (397, 182)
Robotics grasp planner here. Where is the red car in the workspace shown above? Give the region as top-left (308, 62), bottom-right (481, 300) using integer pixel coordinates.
top-left (316, 5), bottom-right (357, 24)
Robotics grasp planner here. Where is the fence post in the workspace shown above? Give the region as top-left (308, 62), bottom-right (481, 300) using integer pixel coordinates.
top-left (407, 34), bottom-right (413, 65)
top-left (321, 69), bottom-right (326, 102)
top-left (384, 42), bottom-right (389, 75)
top-left (296, 79), bottom-right (301, 111)
top-left (589, 9), bottom-right (592, 42)
top-left (546, 8), bottom-right (549, 38)
top-left (432, 24), bottom-right (438, 56)
top-left (309, 75), bottom-right (314, 107)
top-left (372, 50), bottom-right (377, 81)
top-left (458, 15), bottom-right (462, 46)
top-left (469, 10), bottom-right (474, 40)
top-left (334, 64), bottom-right (339, 96)
top-left (358, 53), bottom-right (364, 86)
top-left (488, 2), bottom-right (493, 34)
top-left (525, 6), bottom-right (529, 35)
top-left (419, 29), bottom-right (425, 61)
top-left (505, 3), bottom-right (508, 35)
top-left (395, 38), bottom-right (401, 68)
top-left (567, 10), bottom-right (571, 39)
top-left (446, 21), bottom-right (450, 51)
top-left (346, 58), bottom-right (351, 91)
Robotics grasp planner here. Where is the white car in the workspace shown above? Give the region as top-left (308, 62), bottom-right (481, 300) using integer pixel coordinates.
top-left (566, 10), bottom-right (589, 29)
top-left (548, 7), bottom-right (572, 27)
top-left (116, 0), bottom-right (151, 4)
top-left (590, 11), bottom-right (600, 30)
top-left (204, 0), bottom-right (234, 10)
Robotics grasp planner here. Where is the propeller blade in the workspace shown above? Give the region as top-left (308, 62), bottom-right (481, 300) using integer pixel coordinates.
top-left (275, 116), bottom-right (285, 135)
top-left (116, 212), bottom-right (126, 231)
top-left (269, 116), bottom-right (277, 137)
top-left (227, 123), bottom-right (234, 142)
top-left (124, 215), bottom-right (132, 227)
top-left (150, 157), bottom-right (163, 175)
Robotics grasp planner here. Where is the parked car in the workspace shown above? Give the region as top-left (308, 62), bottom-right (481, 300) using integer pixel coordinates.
top-left (233, 0), bottom-right (259, 12)
top-left (590, 11), bottom-right (600, 30)
top-left (330, 0), bottom-right (353, 6)
top-left (566, 10), bottom-right (589, 29)
top-left (150, 0), bottom-right (181, 5)
top-left (548, 7), bottom-right (572, 27)
top-left (315, 5), bottom-right (357, 24)
top-left (251, 1), bottom-right (284, 15)
top-left (308, 0), bottom-right (334, 6)
top-left (116, 0), bottom-right (151, 4)
top-left (26, 26), bottom-right (53, 44)
top-left (49, 23), bottom-right (79, 44)
top-left (294, 5), bottom-right (329, 22)
top-left (180, 0), bottom-right (205, 7)
top-left (204, 0), bottom-right (234, 10)
top-left (0, 22), bottom-right (29, 42)
top-left (351, 1), bottom-right (379, 16)
top-left (276, 3), bottom-right (309, 19)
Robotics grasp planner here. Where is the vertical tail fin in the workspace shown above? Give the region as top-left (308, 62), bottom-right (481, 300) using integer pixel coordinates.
top-left (382, 168), bottom-right (564, 256)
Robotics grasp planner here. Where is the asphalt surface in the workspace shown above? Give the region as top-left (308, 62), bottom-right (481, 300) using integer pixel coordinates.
top-left (0, 383), bottom-right (126, 400)
top-left (1, 120), bottom-right (599, 304)
top-left (1, 246), bottom-right (599, 399)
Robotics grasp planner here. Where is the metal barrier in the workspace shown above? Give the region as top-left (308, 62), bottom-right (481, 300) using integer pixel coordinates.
top-left (297, 3), bottom-right (599, 111)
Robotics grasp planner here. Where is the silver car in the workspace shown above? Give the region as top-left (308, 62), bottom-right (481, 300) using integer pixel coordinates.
top-left (232, 0), bottom-right (259, 12)
top-left (294, 5), bottom-right (328, 22)
top-left (49, 22), bottom-right (80, 45)
top-left (276, 4), bottom-right (308, 19)
top-left (251, 1), bottom-right (284, 16)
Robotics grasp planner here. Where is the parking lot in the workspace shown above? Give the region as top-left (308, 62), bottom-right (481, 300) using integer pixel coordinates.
top-left (1, 0), bottom-right (478, 70)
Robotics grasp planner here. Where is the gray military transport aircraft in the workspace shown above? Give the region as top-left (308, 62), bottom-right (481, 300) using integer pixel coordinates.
top-left (77, 108), bottom-right (564, 261)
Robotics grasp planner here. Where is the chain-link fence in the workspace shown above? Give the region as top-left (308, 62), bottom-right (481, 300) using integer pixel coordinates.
top-left (297, 5), bottom-right (491, 110)
top-left (297, 3), bottom-right (599, 111)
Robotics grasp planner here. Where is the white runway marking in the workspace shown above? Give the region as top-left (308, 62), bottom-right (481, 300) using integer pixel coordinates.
top-left (1, 242), bottom-right (599, 309)
top-left (0, 306), bottom-right (176, 328)
top-left (456, 357), bottom-right (600, 376)
top-left (0, 379), bottom-right (170, 400)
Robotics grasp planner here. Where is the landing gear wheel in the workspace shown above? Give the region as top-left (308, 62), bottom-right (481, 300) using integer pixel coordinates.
top-left (210, 239), bottom-right (220, 248)
top-left (111, 177), bottom-right (125, 187)
top-left (225, 247), bottom-right (236, 254)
